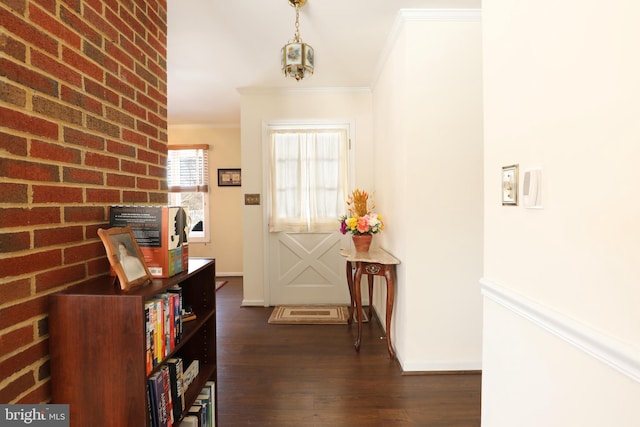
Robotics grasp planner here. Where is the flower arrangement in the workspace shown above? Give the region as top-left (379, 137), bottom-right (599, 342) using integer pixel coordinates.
top-left (339, 189), bottom-right (384, 235)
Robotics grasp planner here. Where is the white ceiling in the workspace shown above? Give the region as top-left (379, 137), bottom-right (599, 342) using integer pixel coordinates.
top-left (167, 0), bottom-right (480, 126)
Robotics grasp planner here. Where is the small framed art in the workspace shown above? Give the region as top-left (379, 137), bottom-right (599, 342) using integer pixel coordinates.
top-left (98, 227), bottom-right (152, 290)
top-left (502, 164), bottom-right (519, 206)
top-left (218, 168), bottom-right (241, 186)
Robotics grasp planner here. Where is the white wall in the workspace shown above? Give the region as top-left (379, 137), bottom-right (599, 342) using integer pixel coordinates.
top-left (372, 10), bottom-right (484, 371)
top-left (168, 126), bottom-right (243, 275)
top-left (482, 0), bottom-right (640, 425)
top-left (239, 89), bottom-right (374, 306)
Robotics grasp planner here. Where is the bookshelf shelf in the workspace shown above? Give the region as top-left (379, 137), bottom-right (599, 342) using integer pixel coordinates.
top-left (49, 258), bottom-right (217, 427)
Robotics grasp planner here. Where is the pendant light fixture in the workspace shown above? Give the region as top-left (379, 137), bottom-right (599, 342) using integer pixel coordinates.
top-left (281, 0), bottom-right (314, 81)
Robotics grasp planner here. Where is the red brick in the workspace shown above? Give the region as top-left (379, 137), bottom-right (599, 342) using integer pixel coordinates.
top-left (105, 105), bottom-right (135, 128)
top-left (122, 97), bottom-right (146, 119)
top-left (123, 190), bottom-right (148, 203)
top-left (64, 240), bottom-right (104, 264)
top-left (0, 182), bottom-right (28, 203)
top-left (59, 5), bottom-right (101, 46)
top-left (136, 176), bottom-right (157, 190)
top-left (63, 206), bottom-right (105, 223)
top-left (107, 173), bottom-right (135, 188)
top-left (148, 138), bottom-right (166, 155)
top-left (119, 36), bottom-right (145, 64)
top-left (87, 256), bottom-right (110, 276)
top-left (1, 342), bottom-right (49, 402)
top-left (84, 5), bottom-right (119, 42)
top-left (119, 6), bottom-right (145, 38)
top-left (0, 326), bottom-right (33, 358)
top-left (0, 372), bottom-right (35, 403)
top-left (136, 90), bottom-right (157, 112)
top-left (121, 159), bottom-right (146, 175)
top-left (86, 115), bottom-right (120, 137)
top-left (36, 264), bottom-right (86, 291)
top-left (60, 85), bottom-right (103, 115)
top-left (1, 0), bottom-right (26, 14)
top-left (147, 111), bottom-right (166, 129)
top-left (105, 73), bottom-right (135, 99)
top-left (83, 40), bottom-right (118, 74)
top-left (0, 59), bottom-right (58, 97)
top-left (84, 78), bottom-right (119, 106)
top-left (147, 59), bottom-right (165, 84)
top-left (134, 34), bottom-right (156, 65)
top-left (85, 152), bottom-right (119, 170)
top-left (122, 128), bottom-right (146, 146)
top-left (0, 207), bottom-right (61, 228)
top-left (137, 148), bottom-right (158, 164)
top-left (63, 127), bottom-right (105, 150)
top-left (29, 2), bottom-right (81, 49)
top-left (0, 106), bottom-right (58, 139)
top-left (32, 95), bottom-right (83, 125)
top-left (59, 0), bottom-right (80, 13)
top-left (0, 88), bottom-right (23, 113)
top-left (0, 250), bottom-right (61, 280)
top-left (34, 225), bottom-right (83, 247)
top-left (0, 278), bottom-right (30, 306)
top-left (32, 185), bottom-right (83, 203)
top-left (136, 120), bottom-right (157, 138)
top-left (103, 0), bottom-right (118, 13)
top-left (85, 223), bottom-right (110, 240)
top-left (149, 191), bottom-right (167, 204)
top-left (0, 34), bottom-right (26, 63)
top-left (106, 139), bottom-right (135, 157)
top-left (0, 231), bottom-right (31, 253)
top-left (105, 40), bottom-right (134, 71)
top-left (148, 164), bottom-right (166, 178)
top-left (0, 132), bottom-right (28, 155)
top-left (32, 0), bottom-right (56, 13)
top-left (30, 140), bottom-right (81, 164)
top-left (63, 46), bottom-right (103, 82)
top-left (0, 158), bottom-right (60, 182)
top-left (0, 7), bottom-right (58, 55)
top-left (31, 50), bottom-right (83, 88)
top-left (147, 85), bottom-right (167, 108)
top-left (62, 166), bottom-right (104, 185)
top-left (86, 188), bottom-right (120, 203)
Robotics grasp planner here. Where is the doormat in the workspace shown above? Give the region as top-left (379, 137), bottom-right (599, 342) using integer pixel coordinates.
top-left (215, 280), bottom-right (228, 291)
top-left (268, 305), bottom-right (368, 325)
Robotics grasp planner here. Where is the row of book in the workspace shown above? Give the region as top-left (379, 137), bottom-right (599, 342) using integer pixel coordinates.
top-left (147, 357), bottom-right (215, 427)
top-left (145, 285), bottom-right (184, 375)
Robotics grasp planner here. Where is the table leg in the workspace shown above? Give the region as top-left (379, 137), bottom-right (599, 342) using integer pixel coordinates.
top-left (384, 266), bottom-right (396, 359)
top-left (353, 262), bottom-right (364, 352)
top-left (345, 261), bottom-right (354, 325)
top-left (367, 273), bottom-right (374, 319)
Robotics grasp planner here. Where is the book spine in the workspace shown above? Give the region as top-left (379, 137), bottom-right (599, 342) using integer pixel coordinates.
top-left (161, 365), bottom-right (174, 427)
top-left (145, 301), bottom-right (153, 375)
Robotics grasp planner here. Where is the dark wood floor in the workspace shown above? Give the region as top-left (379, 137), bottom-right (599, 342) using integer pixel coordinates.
top-left (215, 277), bottom-right (481, 426)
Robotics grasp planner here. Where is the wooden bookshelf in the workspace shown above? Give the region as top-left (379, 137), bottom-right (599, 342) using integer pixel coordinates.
top-left (49, 258), bottom-right (216, 427)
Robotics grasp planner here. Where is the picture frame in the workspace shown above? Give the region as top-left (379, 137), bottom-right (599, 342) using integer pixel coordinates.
top-left (97, 227), bottom-right (152, 291)
top-left (218, 168), bottom-right (241, 186)
top-left (502, 164), bottom-right (519, 206)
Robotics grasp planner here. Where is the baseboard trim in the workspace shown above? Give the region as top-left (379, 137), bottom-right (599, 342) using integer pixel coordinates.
top-left (400, 360), bottom-right (483, 372)
top-left (480, 278), bottom-right (640, 383)
top-left (402, 370), bottom-right (481, 376)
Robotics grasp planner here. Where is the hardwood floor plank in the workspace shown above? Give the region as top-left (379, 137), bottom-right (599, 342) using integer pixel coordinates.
top-left (216, 277), bottom-right (481, 426)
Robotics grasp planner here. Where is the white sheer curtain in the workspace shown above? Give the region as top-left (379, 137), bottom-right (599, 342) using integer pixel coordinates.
top-left (269, 127), bottom-right (348, 232)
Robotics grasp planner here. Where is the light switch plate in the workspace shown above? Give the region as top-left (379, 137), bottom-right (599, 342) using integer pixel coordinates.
top-left (244, 194), bottom-right (260, 205)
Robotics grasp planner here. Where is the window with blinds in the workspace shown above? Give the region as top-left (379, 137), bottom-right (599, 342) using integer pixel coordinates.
top-left (167, 144), bottom-right (210, 242)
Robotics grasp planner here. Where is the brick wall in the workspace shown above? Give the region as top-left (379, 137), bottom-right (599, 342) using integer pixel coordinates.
top-left (0, 0), bottom-right (168, 403)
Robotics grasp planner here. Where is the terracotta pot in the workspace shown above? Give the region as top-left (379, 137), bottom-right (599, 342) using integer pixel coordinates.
top-left (352, 234), bottom-right (373, 252)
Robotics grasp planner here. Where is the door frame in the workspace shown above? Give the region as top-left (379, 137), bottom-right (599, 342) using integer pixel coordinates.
top-left (261, 119), bottom-right (355, 307)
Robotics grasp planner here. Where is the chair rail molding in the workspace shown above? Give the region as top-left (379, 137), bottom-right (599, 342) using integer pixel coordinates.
top-left (480, 278), bottom-right (640, 383)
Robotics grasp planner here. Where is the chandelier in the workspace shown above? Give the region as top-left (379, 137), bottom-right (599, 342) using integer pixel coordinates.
top-left (281, 0), bottom-right (314, 81)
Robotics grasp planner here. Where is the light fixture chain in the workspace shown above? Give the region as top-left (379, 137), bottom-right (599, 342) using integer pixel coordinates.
top-left (294, 5), bottom-right (301, 42)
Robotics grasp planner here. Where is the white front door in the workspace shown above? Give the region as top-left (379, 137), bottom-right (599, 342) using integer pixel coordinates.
top-left (268, 230), bottom-right (351, 305)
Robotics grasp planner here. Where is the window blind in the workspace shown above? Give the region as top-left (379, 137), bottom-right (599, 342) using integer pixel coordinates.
top-left (167, 144), bottom-right (209, 192)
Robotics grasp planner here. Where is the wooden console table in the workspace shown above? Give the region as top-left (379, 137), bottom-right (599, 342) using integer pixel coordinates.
top-left (340, 247), bottom-right (400, 359)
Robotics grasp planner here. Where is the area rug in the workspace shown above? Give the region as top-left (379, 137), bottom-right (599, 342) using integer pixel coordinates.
top-left (268, 305), bottom-right (368, 325)
top-left (215, 280), bottom-right (228, 291)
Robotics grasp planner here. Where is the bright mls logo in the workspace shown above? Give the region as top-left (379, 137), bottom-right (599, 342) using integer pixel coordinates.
top-left (0, 405), bottom-right (69, 426)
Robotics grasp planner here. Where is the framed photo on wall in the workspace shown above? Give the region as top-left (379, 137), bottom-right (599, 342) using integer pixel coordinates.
top-left (98, 227), bottom-right (152, 291)
top-left (502, 164), bottom-right (519, 206)
top-left (218, 168), bottom-right (241, 186)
